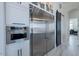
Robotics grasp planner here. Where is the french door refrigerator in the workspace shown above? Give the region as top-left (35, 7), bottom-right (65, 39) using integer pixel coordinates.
top-left (30, 4), bottom-right (55, 56)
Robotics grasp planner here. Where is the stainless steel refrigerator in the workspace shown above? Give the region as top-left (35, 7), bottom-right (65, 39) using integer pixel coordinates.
top-left (30, 4), bottom-right (55, 56)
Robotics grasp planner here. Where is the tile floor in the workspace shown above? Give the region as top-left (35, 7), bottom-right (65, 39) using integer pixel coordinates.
top-left (45, 35), bottom-right (79, 56)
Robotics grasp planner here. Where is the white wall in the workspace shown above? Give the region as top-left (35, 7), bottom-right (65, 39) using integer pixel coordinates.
top-left (69, 9), bottom-right (79, 18)
top-left (61, 11), bottom-right (69, 44)
top-left (0, 3), bottom-right (6, 55)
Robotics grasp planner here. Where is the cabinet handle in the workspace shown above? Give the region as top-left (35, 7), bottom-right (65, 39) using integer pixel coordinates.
top-left (17, 49), bottom-right (22, 56)
top-left (20, 49), bottom-right (22, 56)
top-left (18, 50), bottom-right (20, 56)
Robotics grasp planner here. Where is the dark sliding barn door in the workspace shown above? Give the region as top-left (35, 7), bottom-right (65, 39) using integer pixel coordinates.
top-left (56, 10), bottom-right (61, 47)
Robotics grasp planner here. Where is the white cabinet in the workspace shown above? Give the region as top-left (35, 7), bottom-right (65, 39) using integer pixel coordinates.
top-left (0, 3), bottom-right (6, 56)
top-left (21, 40), bottom-right (30, 56)
top-left (5, 2), bottom-right (30, 56)
top-left (6, 2), bottom-right (29, 27)
top-left (6, 42), bottom-right (20, 56)
top-left (6, 40), bottom-right (30, 56)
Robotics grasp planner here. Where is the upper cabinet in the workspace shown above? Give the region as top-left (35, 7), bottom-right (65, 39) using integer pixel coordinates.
top-left (5, 2), bottom-right (29, 27)
top-left (31, 2), bottom-right (53, 14)
top-left (30, 5), bottom-right (54, 21)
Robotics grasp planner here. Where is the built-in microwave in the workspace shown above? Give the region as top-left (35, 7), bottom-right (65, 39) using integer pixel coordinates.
top-left (6, 26), bottom-right (29, 44)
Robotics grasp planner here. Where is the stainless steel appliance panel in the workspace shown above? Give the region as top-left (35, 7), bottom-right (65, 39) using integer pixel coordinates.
top-left (30, 4), bottom-right (55, 56)
top-left (32, 33), bottom-right (46, 56)
top-left (46, 32), bottom-right (55, 52)
top-left (31, 21), bottom-right (46, 56)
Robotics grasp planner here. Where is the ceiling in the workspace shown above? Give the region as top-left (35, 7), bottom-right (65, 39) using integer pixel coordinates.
top-left (61, 2), bottom-right (79, 12)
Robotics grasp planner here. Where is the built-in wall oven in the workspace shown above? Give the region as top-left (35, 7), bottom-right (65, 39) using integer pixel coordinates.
top-left (6, 26), bottom-right (29, 44)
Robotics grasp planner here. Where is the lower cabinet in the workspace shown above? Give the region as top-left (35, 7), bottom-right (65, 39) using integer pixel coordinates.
top-left (6, 40), bottom-right (30, 56)
top-left (21, 40), bottom-right (30, 56)
top-left (6, 42), bottom-right (19, 56)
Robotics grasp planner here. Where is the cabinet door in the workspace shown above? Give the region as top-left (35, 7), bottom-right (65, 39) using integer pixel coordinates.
top-left (6, 43), bottom-right (20, 56)
top-left (6, 40), bottom-right (30, 56)
top-left (45, 22), bottom-right (55, 53)
top-left (21, 40), bottom-right (30, 56)
top-left (46, 32), bottom-right (55, 52)
top-left (6, 2), bottom-right (29, 26)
